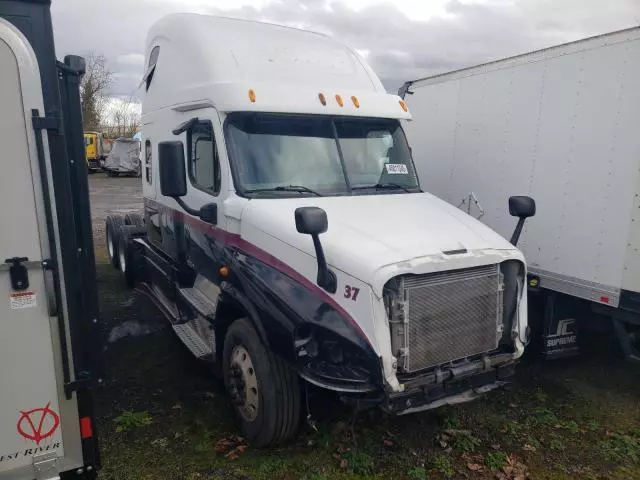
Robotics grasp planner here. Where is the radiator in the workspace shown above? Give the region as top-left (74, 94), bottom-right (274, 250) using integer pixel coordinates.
top-left (399, 264), bottom-right (503, 372)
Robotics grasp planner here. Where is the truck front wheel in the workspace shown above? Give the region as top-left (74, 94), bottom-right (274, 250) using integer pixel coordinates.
top-left (223, 318), bottom-right (300, 446)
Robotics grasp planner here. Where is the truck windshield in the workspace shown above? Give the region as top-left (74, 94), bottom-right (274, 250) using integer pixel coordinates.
top-left (225, 113), bottom-right (419, 196)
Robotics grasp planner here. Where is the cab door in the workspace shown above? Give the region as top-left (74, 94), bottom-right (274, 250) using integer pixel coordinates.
top-left (0, 20), bottom-right (66, 478)
top-left (176, 109), bottom-right (228, 276)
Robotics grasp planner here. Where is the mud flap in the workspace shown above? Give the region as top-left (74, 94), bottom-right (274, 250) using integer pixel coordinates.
top-left (612, 317), bottom-right (640, 363)
top-left (542, 293), bottom-right (580, 359)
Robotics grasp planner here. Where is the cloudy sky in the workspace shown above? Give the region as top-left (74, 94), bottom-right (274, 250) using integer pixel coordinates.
top-left (51, 0), bottom-right (640, 100)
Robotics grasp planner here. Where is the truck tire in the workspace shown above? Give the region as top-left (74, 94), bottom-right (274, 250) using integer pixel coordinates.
top-left (105, 215), bottom-right (125, 269)
top-left (118, 225), bottom-right (146, 287)
top-left (223, 318), bottom-right (300, 446)
top-left (124, 213), bottom-right (145, 227)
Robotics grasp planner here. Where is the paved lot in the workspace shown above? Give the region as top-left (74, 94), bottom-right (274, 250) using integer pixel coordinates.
top-left (88, 173), bottom-right (640, 480)
top-left (89, 173), bottom-right (142, 223)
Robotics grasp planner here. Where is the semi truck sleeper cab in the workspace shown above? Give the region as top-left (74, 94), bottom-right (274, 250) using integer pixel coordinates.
top-left (106, 13), bottom-right (535, 446)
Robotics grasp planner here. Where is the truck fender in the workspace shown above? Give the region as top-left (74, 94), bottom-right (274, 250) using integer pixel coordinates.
top-left (218, 281), bottom-right (270, 348)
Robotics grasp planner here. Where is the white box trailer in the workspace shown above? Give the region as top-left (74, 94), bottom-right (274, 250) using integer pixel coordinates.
top-left (401, 27), bottom-right (640, 359)
top-left (0, 1), bottom-right (101, 478)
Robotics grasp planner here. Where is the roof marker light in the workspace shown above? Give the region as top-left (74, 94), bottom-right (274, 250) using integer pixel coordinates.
top-left (248, 89), bottom-right (257, 103)
top-left (318, 93), bottom-right (327, 106)
top-left (351, 96), bottom-right (360, 108)
top-left (399, 100), bottom-right (409, 112)
top-left (335, 94), bottom-right (344, 107)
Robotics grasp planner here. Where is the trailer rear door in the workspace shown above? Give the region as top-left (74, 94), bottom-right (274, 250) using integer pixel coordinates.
top-left (0, 19), bottom-right (75, 479)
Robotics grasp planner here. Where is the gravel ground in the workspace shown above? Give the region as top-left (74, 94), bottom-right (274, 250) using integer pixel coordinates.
top-left (89, 173), bottom-right (143, 223)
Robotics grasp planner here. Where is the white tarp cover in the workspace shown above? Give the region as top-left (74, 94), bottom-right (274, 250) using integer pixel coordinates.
top-left (104, 137), bottom-right (141, 172)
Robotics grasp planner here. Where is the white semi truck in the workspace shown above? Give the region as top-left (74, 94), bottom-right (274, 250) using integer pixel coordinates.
top-left (0, 1), bottom-right (101, 479)
top-left (106, 13), bottom-right (536, 446)
top-left (401, 27), bottom-right (640, 360)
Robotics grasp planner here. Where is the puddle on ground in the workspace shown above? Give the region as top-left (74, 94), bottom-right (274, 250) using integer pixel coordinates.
top-left (107, 320), bottom-right (164, 344)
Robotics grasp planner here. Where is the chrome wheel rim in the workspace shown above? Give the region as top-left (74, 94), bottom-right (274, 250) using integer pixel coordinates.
top-left (229, 345), bottom-right (259, 422)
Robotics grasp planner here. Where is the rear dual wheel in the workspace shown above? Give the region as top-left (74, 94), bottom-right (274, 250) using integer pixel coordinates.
top-left (106, 214), bottom-right (145, 280)
top-left (223, 318), bottom-right (301, 446)
top-left (117, 225), bottom-right (145, 288)
top-left (124, 213), bottom-right (145, 228)
top-left (105, 215), bottom-right (125, 269)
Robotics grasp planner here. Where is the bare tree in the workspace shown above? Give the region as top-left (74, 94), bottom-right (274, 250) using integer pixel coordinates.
top-left (80, 54), bottom-right (113, 130)
top-left (104, 96), bottom-right (141, 138)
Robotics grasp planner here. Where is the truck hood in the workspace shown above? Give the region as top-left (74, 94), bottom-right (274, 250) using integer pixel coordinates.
top-left (240, 192), bottom-right (517, 292)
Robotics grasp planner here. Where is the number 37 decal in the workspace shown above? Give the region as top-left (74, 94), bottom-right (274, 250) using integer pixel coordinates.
top-left (344, 285), bottom-right (360, 301)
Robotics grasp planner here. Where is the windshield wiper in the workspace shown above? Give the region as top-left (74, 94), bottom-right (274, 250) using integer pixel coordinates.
top-left (352, 183), bottom-right (414, 193)
top-left (244, 185), bottom-right (323, 196)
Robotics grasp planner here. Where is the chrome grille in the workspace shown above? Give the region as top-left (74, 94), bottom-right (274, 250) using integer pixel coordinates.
top-left (403, 264), bottom-right (502, 372)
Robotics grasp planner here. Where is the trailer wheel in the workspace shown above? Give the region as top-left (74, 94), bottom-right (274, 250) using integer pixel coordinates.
top-left (105, 215), bottom-right (125, 269)
top-left (223, 318), bottom-right (300, 446)
top-left (124, 213), bottom-right (145, 227)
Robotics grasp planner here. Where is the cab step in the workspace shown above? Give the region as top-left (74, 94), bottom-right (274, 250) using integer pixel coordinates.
top-left (172, 323), bottom-right (213, 359)
top-left (178, 285), bottom-right (218, 318)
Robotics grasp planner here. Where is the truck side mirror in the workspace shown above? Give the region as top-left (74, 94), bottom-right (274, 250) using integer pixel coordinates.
top-left (158, 141), bottom-right (187, 198)
top-left (295, 207), bottom-right (336, 293)
top-left (509, 196), bottom-right (536, 246)
top-left (295, 206), bottom-right (328, 235)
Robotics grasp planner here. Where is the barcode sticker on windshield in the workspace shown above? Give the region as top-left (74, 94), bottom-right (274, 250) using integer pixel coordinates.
top-left (385, 164), bottom-right (408, 174)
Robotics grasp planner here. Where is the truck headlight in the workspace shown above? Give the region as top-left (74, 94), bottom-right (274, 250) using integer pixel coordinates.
top-left (293, 324), bottom-right (377, 391)
top-left (383, 278), bottom-right (408, 370)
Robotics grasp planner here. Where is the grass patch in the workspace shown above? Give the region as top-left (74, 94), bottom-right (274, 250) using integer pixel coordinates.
top-left (301, 474), bottom-right (329, 480)
top-left (113, 411), bottom-right (152, 432)
top-left (525, 407), bottom-right (558, 427)
top-left (485, 451), bottom-right (508, 470)
top-left (600, 431), bottom-right (640, 464)
top-left (559, 419), bottom-right (581, 434)
top-left (407, 466), bottom-right (428, 479)
top-left (438, 409), bottom-right (460, 429)
top-left (257, 456), bottom-right (292, 476)
top-left (343, 450), bottom-right (375, 475)
top-left (452, 432), bottom-right (481, 453)
top-left (548, 435), bottom-right (566, 452)
top-left (433, 455), bottom-right (454, 478)
top-left (586, 420), bottom-right (601, 431)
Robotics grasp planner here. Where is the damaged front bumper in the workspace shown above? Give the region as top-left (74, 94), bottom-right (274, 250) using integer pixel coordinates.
top-left (382, 361), bottom-right (515, 414)
top-left (338, 355), bottom-right (516, 414)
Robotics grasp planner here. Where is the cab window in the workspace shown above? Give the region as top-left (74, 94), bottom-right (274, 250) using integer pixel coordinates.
top-left (187, 121), bottom-right (220, 194)
top-left (145, 140), bottom-right (152, 184)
